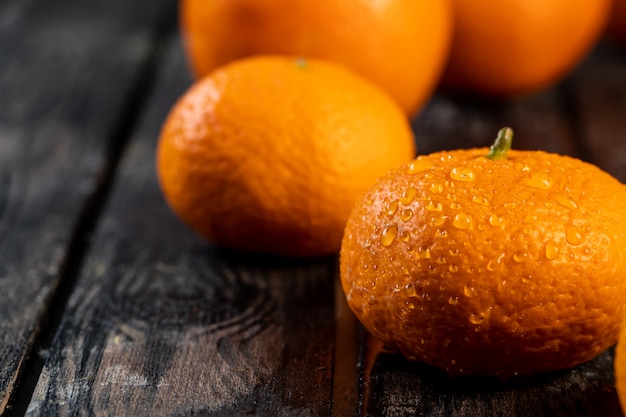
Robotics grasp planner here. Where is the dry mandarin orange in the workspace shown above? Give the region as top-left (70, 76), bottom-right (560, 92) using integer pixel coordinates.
top-left (157, 56), bottom-right (415, 257)
top-left (180, 0), bottom-right (452, 115)
top-left (340, 128), bottom-right (626, 377)
top-left (442, 0), bottom-right (611, 98)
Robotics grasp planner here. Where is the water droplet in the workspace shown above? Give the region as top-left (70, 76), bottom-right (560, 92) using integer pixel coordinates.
top-left (503, 202), bottom-right (517, 209)
top-left (469, 313), bottom-right (485, 324)
top-left (448, 296), bottom-right (459, 305)
top-left (545, 240), bottom-right (559, 260)
top-left (400, 187), bottom-right (418, 205)
top-left (566, 225), bottom-right (584, 245)
top-left (472, 195), bottom-right (489, 205)
top-left (399, 230), bottom-right (410, 242)
top-left (450, 166), bottom-right (476, 182)
top-left (544, 201), bottom-right (554, 209)
top-left (436, 228), bottom-right (448, 238)
top-left (381, 225), bottom-right (398, 247)
top-left (513, 251), bottom-right (528, 263)
top-left (400, 209), bottom-right (413, 222)
top-left (449, 264), bottom-right (459, 272)
top-left (407, 302), bottom-right (416, 310)
top-left (436, 255), bottom-right (447, 264)
top-left (486, 258), bottom-right (500, 271)
top-left (453, 213), bottom-right (473, 229)
top-left (407, 158), bottom-right (434, 174)
top-left (523, 214), bottom-right (538, 223)
top-left (463, 286), bottom-right (475, 297)
top-left (365, 197), bottom-right (374, 205)
top-left (404, 282), bottom-right (417, 297)
top-left (362, 239), bottom-right (372, 248)
top-left (449, 248), bottom-right (459, 256)
top-left (430, 183), bottom-right (444, 194)
top-left (417, 246), bottom-right (431, 259)
top-left (554, 194), bottom-right (578, 210)
top-left (386, 200), bottom-right (399, 216)
top-left (522, 172), bottom-right (553, 189)
top-left (449, 202), bottom-right (461, 209)
top-left (489, 215), bottom-right (504, 227)
top-left (430, 215), bottom-right (447, 226)
top-left (426, 201), bottom-right (443, 212)
top-left (401, 266), bottom-right (410, 276)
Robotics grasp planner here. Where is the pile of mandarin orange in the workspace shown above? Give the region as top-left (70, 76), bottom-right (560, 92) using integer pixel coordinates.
top-left (156, 0), bottom-right (626, 409)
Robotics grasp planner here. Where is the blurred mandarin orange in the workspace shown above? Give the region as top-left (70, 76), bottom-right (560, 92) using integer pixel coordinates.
top-left (157, 56), bottom-right (416, 257)
top-left (341, 128), bottom-right (626, 377)
top-left (442, 0), bottom-right (611, 98)
top-left (180, 0), bottom-right (452, 115)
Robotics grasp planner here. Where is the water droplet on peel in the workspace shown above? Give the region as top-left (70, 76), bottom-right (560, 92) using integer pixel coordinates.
top-left (365, 197), bottom-right (374, 205)
top-left (472, 196), bottom-right (489, 205)
top-left (426, 201), bottom-right (443, 212)
top-left (417, 246), bottom-right (431, 259)
top-left (401, 266), bottom-right (410, 276)
top-left (449, 248), bottom-right (459, 256)
top-left (522, 172), bottom-right (553, 189)
top-left (436, 228), bottom-right (448, 238)
top-left (450, 166), bottom-right (476, 182)
top-left (436, 256), bottom-right (447, 264)
top-left (545, 240), bottom-right (559, 260)
top-left (463, 285), bottom-right (475, 297)
top-left (448, 296), bottom-right (459, 305)
top-left (430, 215), bottom-right (447, 227)
top-left (407, 158), bottom-right (434, 174)
top-left (566, 225), bottom-right (584, 245)
top-left (430, 183), bottom-right (444, 194)
top-left (400, 187), bottom-right (418, 205)
top-left (513, 251), bottom-right (528, 263)
top-left (469, 313), bottom-right (485, 325)
top-left (523, 214), bottom-right (538, 223)
top-left (449, 264), bottom-right (459, 272)
top-left (554, 194), bottom-right (578, 210)
top-left (453, 213), bottom-right (473, 229)
top-left (404, 282), bottom-right (417, 297)
top-left (362, 239), bottom-right (372, 248)
top-left (381, 225), bottom-right (398, 247)
top-left (400, 209), bottom-right (414, 222)
top-left (449, 202), bottom-right (461, 209)
top-left (399, 230), bottom-right (410, 242)
top-left (489, 215), bottom-right (504, 227)
top-left (386, 200), bottom-right (399, 216)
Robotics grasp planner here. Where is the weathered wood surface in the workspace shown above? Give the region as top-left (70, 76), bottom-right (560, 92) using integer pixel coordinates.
top-left (0, 0), bottom-right (174, 413)
top-left (26, 39), bottom-right (337, 417)
top-left (2, 0), bottom-right (626, 413)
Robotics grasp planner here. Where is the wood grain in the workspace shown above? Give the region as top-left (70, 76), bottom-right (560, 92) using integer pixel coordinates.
top-left (0, 0), bottom-right (174, 412)
top-left (27, 39), bottom-right (337, 417)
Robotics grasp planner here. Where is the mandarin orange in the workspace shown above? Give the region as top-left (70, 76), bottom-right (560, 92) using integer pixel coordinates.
top-left (442, 0), bottom-right (611, 98)
top-left (180, 0), bottom-right (452, 115)
top-left (157, 56), bottom-right (416, 257)
top-left (340, 128), bottom-right (626, 377)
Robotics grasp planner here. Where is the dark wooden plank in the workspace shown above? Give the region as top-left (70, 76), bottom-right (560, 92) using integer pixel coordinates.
top-left (565, 42), bottom-right (626, 182)
top-left (363, 45), bottom-right (624, 417)
top-left (0, 0), bottom-right (174, 412)
top-left (27, 38), bottom-right (337, 416)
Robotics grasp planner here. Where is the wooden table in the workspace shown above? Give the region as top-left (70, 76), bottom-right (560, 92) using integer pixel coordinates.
top-left (2, 0), bottom-right (626, 415)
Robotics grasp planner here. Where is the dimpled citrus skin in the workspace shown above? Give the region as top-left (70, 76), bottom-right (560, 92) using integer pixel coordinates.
top-left (340, 147), bottom-right (626, 377)
top-left (157, 56), bottom-right (415, 257)
top-left (180, 0), bottom-right (452, 115)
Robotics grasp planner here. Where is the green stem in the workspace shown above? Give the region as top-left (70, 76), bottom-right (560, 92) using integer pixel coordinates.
top-left (486, 127), bottom-right (513, 160)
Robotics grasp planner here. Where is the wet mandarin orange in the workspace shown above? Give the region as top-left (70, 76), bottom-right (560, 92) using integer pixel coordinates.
top-left (180, 0), bottom-right (452, 115)
top-left (608, 0), bottom-right (626, 48)
top-left (442, 0), bottom-right (611, 98)
top-left (340, 128), bottom-right (626, 377)
top-left (157, 56), bottom-right (415, 257)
